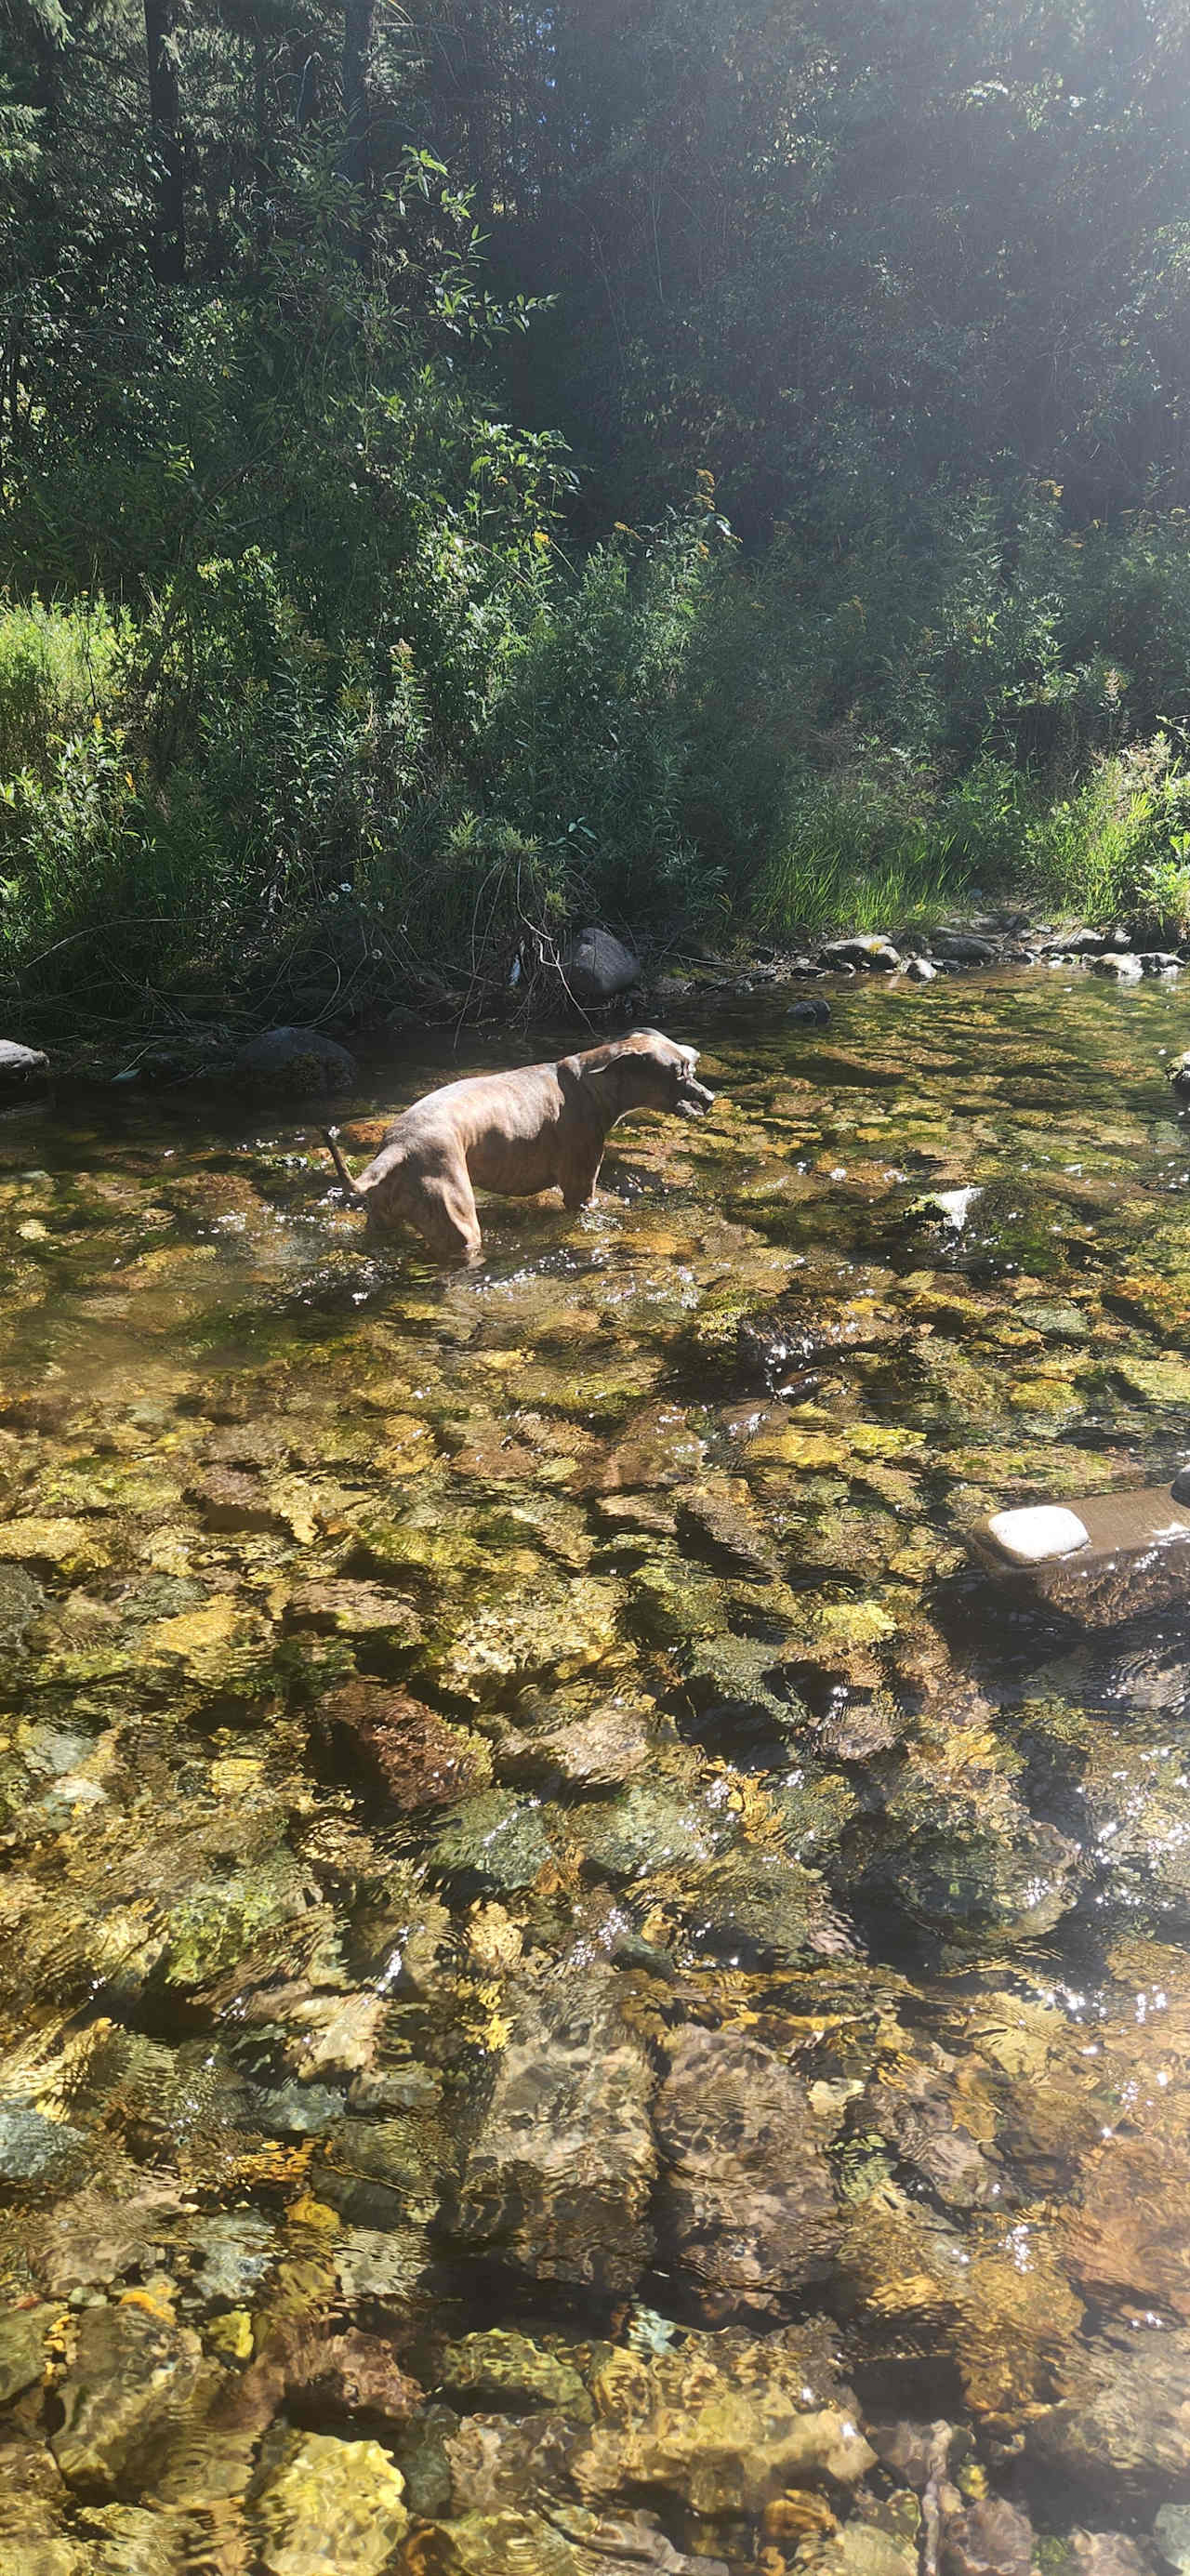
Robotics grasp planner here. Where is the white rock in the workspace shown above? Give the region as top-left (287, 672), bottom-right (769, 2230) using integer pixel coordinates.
top-left (986, 1505), bottom-right (1091, 1565)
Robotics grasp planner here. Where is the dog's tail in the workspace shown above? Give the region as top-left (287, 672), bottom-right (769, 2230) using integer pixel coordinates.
top-left (324, 1127), bottom-right (365, 1200)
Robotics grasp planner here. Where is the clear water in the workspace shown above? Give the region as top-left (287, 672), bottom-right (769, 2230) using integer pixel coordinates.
top-left (1, 971), bottom-right (1189, 2572)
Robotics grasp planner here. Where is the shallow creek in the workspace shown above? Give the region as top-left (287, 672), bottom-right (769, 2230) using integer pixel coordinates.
top-left (2, 972), bottom-right (1190, 2575)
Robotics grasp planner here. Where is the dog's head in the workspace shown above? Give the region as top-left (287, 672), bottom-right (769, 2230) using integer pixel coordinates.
top-left (580, 1028), bottom-right (715, 1119)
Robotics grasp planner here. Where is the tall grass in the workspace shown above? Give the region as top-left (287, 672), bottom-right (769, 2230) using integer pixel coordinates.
top-left (754, 757), bottom-right (1036, 939)
top-left (0, 597), bottom-right (127, 779)
top-left (756, 740), bottom-right (1190, 949)
top-left (1024, 738), bottom-right (1190, 940)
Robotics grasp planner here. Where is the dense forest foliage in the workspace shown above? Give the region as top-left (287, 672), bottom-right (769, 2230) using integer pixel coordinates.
top-left (3, 0), bottom-right (1190, 1031)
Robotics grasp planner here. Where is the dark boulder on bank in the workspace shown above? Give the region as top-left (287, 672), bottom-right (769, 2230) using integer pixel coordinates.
top-left (563, 926), bottom-right (641, 1002)
top-left (930, 929), bottom-right (999, 965)
top-left (232, 1024), bottom-right (358, 1096)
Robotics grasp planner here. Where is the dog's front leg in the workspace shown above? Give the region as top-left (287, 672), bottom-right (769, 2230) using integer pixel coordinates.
top-left (561, 1143), bottom-right (605, 1211)
top-left (410, 1165), bottom-right (483, 1264)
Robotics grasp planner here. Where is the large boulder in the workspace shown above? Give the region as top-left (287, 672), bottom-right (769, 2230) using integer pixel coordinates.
top-left (563, 927), bottom-right (641, 1003)
top-left (232, 1025), bottom-right (357, 1096)
top-left (1051, 927), bottom-right (1132, 957)
top-left (0, 1039), bottom-right (49, 1090)
top-left (929, 930), bottom-right (1000, 966)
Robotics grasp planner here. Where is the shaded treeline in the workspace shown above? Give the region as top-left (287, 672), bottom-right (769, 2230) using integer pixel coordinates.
top-left (2, 0), bottom-right (1190, 1034)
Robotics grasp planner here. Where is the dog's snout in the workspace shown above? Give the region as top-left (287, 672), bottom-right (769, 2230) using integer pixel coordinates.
top-left (678, 1074), bottom-right (715, 1116)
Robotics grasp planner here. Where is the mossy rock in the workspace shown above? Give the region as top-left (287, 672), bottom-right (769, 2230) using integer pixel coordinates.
top-left (575, 1779), bottom-right (735, 1884)
top-left (424, 1790), bottom-right (554, 1896)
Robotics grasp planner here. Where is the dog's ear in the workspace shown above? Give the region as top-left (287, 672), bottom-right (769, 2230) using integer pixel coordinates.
top-left (680, 1045), bottom-right (700, 1070)
top-left (581, 1053), bottom-right (632, 1112)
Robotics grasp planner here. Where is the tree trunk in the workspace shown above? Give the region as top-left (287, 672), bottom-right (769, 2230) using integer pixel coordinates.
top-left (144, 0), bottom-right (185, 284)
top-left (342, 0), bottom-right (374, 195)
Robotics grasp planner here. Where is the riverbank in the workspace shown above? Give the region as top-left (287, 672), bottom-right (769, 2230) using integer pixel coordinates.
top-left (5, 904), bottom-right (1186, 1096)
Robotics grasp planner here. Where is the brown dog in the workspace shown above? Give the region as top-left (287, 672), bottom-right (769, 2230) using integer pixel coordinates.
top-left (324, 1028), bottom-right (713, 1263)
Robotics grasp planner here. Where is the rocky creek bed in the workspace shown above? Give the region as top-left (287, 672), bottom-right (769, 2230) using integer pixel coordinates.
top-left (2, 971), bottom-right (1190, 2574)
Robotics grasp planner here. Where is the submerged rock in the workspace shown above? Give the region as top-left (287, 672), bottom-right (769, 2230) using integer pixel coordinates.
top-left (0, 2106), bottom-right (86, 2186)
top-left (941, 2496), bottom-right (1035, 2576)
top-left (675, 1482), bottom-right (781, 1579)
top-left (497, 1698), bottom-right (656, 1790)
top-left (284, 1578), bottom-right (422, 1654)
top-left (425, 1789), bottom-right (553, 1895)
top-left (1062, 2123), bottom-right (1190, 2324)
top-left (401, 2506), bottom-right (723, 2576)
top-left (1067, 2533), bottom-right (1154, 2576)
top-left (255, 2430), bottom-right (407, 2575)
top-left (52, 2302), bottom-right (211, 2492)
top-left (1153, 2509), bottom-right (1190, 2576)
top-left (422, 1571), bottom-right (622, 1705)
top-left (321, 1680), bottom-right (491, 1811)
top-left (576, 1778), bottom-right (734, 1884)
top-left (74, 2502), bottom-right (193, 2574)
top-left (573, 2323), bottom-right (875, 2518)
top-left (810, 2526), bottom-right (917, 2576)
top-left (863, 2056), bottom-right (1003, 2212)
top-left (652, 2025), bottom-right (840, 2315)
top-left (683, 1848), bottom-right (855, 1967)
top-left (455, 1968), bottom-right (656, 2296)
top-left (738, 1285), bottom-right (904, 1387)
top-left (0, 1562), bottom-right (42, 1649)
top-left (1029, 2324), bottom-right (1190, 2490)
top-left (0, 2303), bottom-right (60, 2401)
top-left (861, 1764), bottom-right (1083, 1942)
top-left (436, 2329), bottom-right (588, 2416)
top-left (186, 1466), bottom-right (296, 1536)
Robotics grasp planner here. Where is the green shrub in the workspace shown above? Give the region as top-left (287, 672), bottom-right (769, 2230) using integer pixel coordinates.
top-left (476, 498), bottom-right (729, 931)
